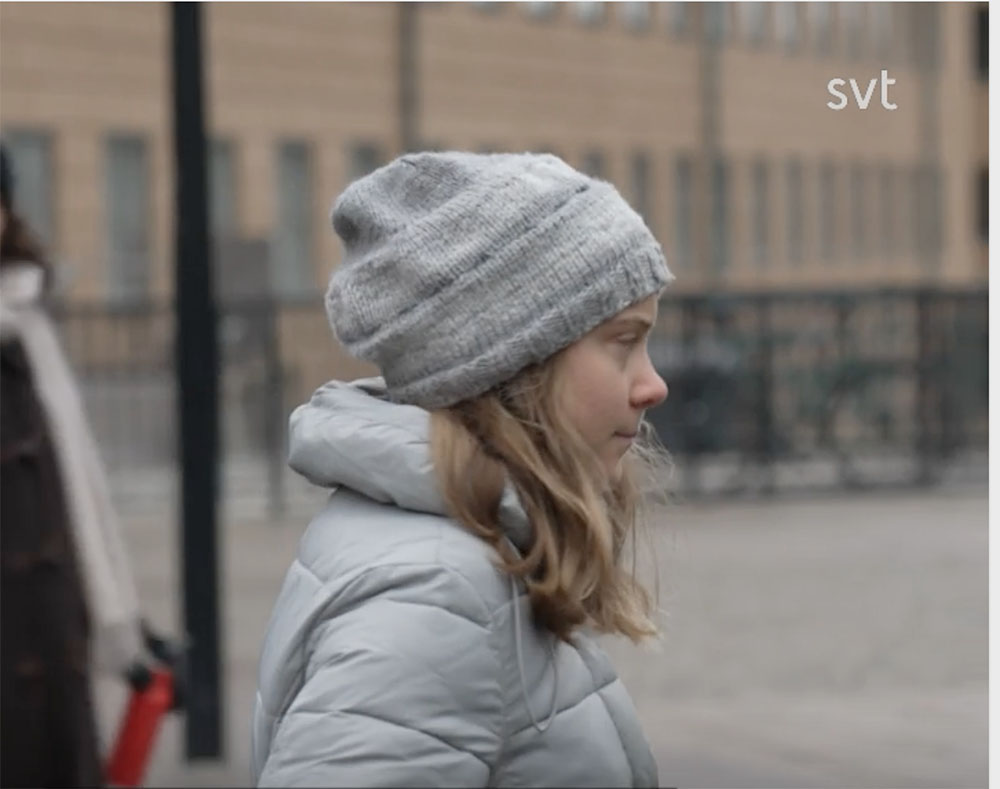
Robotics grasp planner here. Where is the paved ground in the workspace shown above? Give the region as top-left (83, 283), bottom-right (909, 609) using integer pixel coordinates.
top-left (93, 481), bottom-right (987, 788)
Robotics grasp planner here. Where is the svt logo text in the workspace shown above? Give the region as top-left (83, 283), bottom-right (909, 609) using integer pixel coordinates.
top-left (827, 69), bottom-right (897, 111)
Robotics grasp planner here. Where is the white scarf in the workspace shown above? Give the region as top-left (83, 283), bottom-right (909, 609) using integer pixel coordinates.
top-left (0, 262), bottom-right (144, 676)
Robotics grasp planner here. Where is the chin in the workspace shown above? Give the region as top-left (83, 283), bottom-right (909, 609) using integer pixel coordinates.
top-left (603, 457), bottom-right (626, 484)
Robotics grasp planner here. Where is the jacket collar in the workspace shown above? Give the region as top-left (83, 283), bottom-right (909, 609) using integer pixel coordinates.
top-left (288, 377), bottom-right (534, 552)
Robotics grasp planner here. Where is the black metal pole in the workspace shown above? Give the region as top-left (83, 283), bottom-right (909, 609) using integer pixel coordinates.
top-left (171, 1), bottom-right (223, 760)
top-left (755, 296), bottom-right (775, 495)
top-left (834, 297), bottom-right (852, 486)
top-left (914, 288), bottom-right (933, 486)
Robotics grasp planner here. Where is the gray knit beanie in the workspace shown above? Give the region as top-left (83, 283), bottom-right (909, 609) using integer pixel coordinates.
top-left (326, 151), bottom-right (673, 409)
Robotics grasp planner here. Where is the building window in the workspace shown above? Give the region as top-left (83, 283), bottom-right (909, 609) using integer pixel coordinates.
top-left (348, 142), bottom-right (383, 184)
top-left (978, 167), bottom-right (988, 242)
top-left (902, 167), bottom-right (923, 254)
top-left (928, 167), bottom-right (944, 254)
top-left (811, 2), bottom-right (832, 54)
top-left (775, 3), bottom-right (800, 52)
top-left (842, 2), bottom-right (867, 59)
top-left (209, 138), bottom-right (237, 246)
top-left (523, 1), bottom-right (556, 20)
top-left (975, 6), bottom-right (988, 81)
top-left (818, 160), bottom-right (836, 261)
top-left (619, 2), bottom-right (650, 31)
top-left (667, 2), bottom-right (691, 36)
top-left (910, 166), bottom-right (924, 254)
top-left (630, 151), bottom-right (652, 231)
top-left (909, 166), bottom-right (943, 256)
top-left (3, 129), bottom-right (55, 247)
top-left (786, 159), bottom-right (804, 265)
top-left (705, 2), bottom-right (730, 43)
top-left (750, 159), bottom-right (770, 267)
top-left (674, 155), bottom-right (693, 270)
top-left (879, 165), bottom-right (894, 256)
top-left (925, 4), bottom-right (941, 71)
top-left (909, 3), bottom-right (940, 70)
top-left (894, 168), bottom-right (909, 258)
top-left (850, 163), bottom-right (867, 259)
top-left (273, 140), bottom-right (315, 297)
top-left (573, 1), bottom-right (604, 25)
top-left (870, 3), bottom-right (893, 59)
top-left (581, 150), bottom-right (605, 179)
top-left (739, 2), bottom-right (769, 46)
top-left (710, 157), bottom-right (729, 273)
top-left (105, 134), bottom-right (151, 303)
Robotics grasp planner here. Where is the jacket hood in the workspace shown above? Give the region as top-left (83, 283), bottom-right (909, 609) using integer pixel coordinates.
top-left (288, 377), bottom-right (533, 552)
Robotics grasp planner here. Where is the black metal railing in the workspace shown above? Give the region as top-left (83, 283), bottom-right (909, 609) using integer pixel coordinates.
top-left (648, 288), bottom-right (987, 495)
top-left (51, 287), bottom-right (987, 509)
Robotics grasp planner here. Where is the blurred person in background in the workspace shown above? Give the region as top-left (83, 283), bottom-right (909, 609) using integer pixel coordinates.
top-left (0, 144), bottom-right (149, 787)
top-left (253, 152), bottom-right (671, 787)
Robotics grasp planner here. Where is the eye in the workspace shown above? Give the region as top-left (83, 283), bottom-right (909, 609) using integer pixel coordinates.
top-left (615, 334), bottom-right (640, 347)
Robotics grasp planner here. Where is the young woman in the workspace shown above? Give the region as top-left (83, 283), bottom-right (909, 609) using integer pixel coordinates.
top-left (0, 145), bottom-right (149, 787)
top-left (253, 151), bottom-right (673, 788)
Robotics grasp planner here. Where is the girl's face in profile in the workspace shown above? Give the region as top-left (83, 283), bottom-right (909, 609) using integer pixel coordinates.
top-left (555, 295), bottom-right (668, 478)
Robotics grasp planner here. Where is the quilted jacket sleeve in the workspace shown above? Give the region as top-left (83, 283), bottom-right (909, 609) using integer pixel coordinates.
top-left (257, 561), bottom-right (505, 788)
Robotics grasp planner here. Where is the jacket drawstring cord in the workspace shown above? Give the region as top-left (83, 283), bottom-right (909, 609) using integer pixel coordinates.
top-left (506, 536), bottom-right (559, 733)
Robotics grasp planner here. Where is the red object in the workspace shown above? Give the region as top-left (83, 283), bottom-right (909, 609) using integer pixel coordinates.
top-left (105, 668), bottom-right (174, 788)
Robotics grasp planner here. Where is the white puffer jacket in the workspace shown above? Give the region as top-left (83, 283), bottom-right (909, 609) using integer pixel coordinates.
top-left (252, 378), bottom-right (658, 787)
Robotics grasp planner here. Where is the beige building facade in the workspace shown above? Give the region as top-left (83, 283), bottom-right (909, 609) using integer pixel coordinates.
top-left (0, 1), bottom-right (988, 306)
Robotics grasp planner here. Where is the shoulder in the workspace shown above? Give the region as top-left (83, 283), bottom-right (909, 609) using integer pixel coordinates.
top-left (257, 489), bottom-right (511, 715)
top-left (255, 490), bottom-right (513, 783)
top-left (295, 487), bottom-right (511, 619)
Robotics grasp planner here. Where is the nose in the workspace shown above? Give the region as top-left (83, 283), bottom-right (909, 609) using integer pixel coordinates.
top-left (631, 357), bottom-right (668, 410)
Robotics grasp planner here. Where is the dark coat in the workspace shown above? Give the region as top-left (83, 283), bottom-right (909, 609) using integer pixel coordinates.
top-left (1, 335), bottom-right (103, 788)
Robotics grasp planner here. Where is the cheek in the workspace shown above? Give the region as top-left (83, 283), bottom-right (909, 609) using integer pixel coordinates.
top-left (555, 343), bottom-right (629, 445)
top-left (562, 376), bottom-right (623, 441)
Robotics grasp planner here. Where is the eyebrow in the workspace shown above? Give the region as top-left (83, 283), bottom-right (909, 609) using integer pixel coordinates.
top-left (607, 317), bottom-right (654, 332)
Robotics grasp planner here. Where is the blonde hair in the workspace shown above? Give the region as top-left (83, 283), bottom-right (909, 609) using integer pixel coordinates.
top-left (429, 357), bottom-right (670, 643)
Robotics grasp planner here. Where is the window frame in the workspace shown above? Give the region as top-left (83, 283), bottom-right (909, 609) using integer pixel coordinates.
top-left (573, 1), bottom-right (605, 26)
top-left (618, 1), bottom-right (651, 32)
top-left (710, 156), bottom-right (730, 273)
top-left (751, 158), bottom-right (770, 267)
top-left (104, 133), bottom-right (152, 304)
top-left (786, 158), bottom-right (804, 265)
top-left (674, 154), bottom-right (693, 270)
top-left (273, 139), bottom-right (316, 298)
top-left (2, 127), bottom-right (57, 249)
